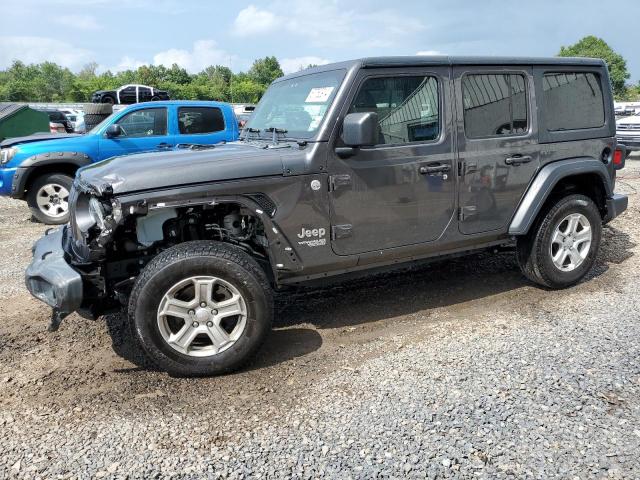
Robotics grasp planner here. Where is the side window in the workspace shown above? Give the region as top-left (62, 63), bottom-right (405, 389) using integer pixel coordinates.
top-left (542, 73), bottom-right (604, 131)
top-left (348, 76), bottom-right (439, 145)
top-left (462, 74), bottom-right (528, 138)
top-left (116, 108), bottom-right (167, 137)
top-left (178, 107), bottom-right (225, 134)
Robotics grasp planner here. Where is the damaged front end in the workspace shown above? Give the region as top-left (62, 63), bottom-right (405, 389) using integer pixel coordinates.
top-left (25, 178), bottom-right (124, 331)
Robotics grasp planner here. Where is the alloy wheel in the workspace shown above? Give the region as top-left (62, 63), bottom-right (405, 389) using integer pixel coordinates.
top-left (549, 213), bottom-right (592, 272)
top-left (157, 276), bottom-right (247, 357)
top-left (35, 183), bottom-right (70, 219)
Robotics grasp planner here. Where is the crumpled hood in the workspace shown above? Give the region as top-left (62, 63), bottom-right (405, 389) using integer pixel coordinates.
top-left (77, 142), bottom-right (287, 195)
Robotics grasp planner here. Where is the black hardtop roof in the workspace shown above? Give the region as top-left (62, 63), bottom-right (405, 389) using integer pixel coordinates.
top-left (276, 55), bottom-right (606, 81)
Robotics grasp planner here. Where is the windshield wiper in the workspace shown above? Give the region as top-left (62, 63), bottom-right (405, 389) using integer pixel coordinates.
top-left (264, 127), bottom-right (288, 145)
top-left (241, 127), bottom-right (261, 142)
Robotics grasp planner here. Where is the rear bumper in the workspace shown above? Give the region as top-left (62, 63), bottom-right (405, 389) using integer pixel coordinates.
top-left (25, 226), bottom-right (83, 316)
top-left (616, 135), bottom-right (640, 150)
top-left (604, 193), bottom-right (628, 223)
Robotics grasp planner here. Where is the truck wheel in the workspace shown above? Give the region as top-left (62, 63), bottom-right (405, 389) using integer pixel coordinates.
top-left (101, 95), bottom-right (115, 105)
top-left (26, 173), bottom-right (74, 224)
top-left (128, 241), bottom-right (273, 376)
top-left (516, 194), bottom-right (602, 289)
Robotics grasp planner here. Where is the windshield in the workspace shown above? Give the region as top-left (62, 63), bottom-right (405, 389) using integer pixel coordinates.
top-left (246, 69), bottom-right (346, 139)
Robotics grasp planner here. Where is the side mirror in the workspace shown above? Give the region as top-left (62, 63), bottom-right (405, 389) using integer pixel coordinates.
top-left (105, 124), bottom-right (122, 138)
top-left (342, 112), bottom-right (379, 147)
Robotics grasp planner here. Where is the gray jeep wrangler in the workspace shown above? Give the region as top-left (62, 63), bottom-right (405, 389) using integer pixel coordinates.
top-left (26, 56), bottom-right (628, 376)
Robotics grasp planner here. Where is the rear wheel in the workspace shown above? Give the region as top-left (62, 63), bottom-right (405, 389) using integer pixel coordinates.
top-left (26, 173), bottom-right (73, 224)
top-left (128, 241), bottom-right (273, 376)
top-left (517, 194), bottom-right (602, 289)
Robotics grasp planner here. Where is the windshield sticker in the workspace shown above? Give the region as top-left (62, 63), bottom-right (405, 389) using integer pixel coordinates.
top-left (305, 87), bottom-right (335, 103)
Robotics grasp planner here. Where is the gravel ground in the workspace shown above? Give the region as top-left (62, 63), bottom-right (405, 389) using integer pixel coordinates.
top-left (1, 159), bottom-right (639, 479)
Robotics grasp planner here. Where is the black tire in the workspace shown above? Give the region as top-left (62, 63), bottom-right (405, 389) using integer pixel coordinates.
top-left (83, 114), bottom-right (109, 131)
top-left (151, 96), bottom-right (160, 101)
top-left (128, 241), bottom-right (273, 377)
top-left (516, 194), bottom-right (602, 289)
top-left (101, 95), bottom-right (115, 105)
top-left (83, 103), bottom-right (113, 115)
top-left (26, 172), bottom-right (74, 225)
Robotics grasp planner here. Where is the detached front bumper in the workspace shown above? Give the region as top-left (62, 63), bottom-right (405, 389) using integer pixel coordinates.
top-left (25, 226), bottom-right (83, 330)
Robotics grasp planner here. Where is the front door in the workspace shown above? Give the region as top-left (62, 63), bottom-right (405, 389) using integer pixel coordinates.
top-left (98, 107), bottom-right (173, 160)
top-left (454, 67), bottom-right (540, 234)
top-left (328, 67), bottom-right (455, 256)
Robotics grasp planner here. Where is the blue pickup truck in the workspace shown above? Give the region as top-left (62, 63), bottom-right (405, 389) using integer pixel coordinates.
top-left (0, 101), bottom-right (239, 224)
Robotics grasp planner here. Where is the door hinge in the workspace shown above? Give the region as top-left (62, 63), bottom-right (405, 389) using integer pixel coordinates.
top-left (329, 174), bottom-right (351, 192)
top-left (458, 206), bottom-right (477, 221)
top-left (331, 224), bottom-right (353, 240)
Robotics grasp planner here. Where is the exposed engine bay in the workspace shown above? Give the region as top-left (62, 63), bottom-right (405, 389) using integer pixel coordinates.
top-left (70, 192), bottom-right (270, 313)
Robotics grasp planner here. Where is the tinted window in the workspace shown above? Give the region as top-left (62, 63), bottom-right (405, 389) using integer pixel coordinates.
top-left (47, 111), bottom-right (65, 121)
top-left (542, 73), bottom-right (604, 131)
top-left (116, 108), bottom-right (167, 137)
top-left (349, 76), bottom-right (439, 145)
top-left (462, 74), bottom-right (528, 138)
top-left (178, 107), bottom-right (225, 134)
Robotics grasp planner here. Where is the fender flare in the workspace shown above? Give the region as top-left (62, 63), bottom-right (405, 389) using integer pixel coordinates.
top-left (11, 152), bottom-right (93, 199)
top-left (508, 157), bottom-right (613, 235)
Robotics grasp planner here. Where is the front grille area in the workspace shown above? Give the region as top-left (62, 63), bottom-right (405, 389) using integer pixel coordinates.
top-left (617, 124), bottom-right (640, 130)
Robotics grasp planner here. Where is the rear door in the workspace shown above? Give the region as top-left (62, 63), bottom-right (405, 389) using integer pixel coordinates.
top-left (98, 106), bottom-right (173, 159)
top-left (328, 67), bottom-right (455, 255)
top-left (454, 66), bottom-right (540, 234)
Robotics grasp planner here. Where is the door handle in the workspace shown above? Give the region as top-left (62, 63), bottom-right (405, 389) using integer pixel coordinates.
top-left (505, 155), bottom-right (532, 166)
top-left (157, 142), bottom-right (172, 149)
top-left (419, 164), bottom-right (451, 175)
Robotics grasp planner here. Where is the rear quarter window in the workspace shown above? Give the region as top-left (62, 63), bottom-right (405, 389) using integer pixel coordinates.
top-left (542, 72), bottom-right (605, 131)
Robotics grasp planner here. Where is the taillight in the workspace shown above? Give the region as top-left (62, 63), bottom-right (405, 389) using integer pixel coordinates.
top-left (613, 149), bottom-right (623, 166)
top-left (613, 146), bottom-right (626, 170)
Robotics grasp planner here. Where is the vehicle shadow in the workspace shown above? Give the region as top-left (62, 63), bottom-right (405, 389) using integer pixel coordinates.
top-left (104, 313), bottom-right (323, 374)
top-left (106, 224), bottom-right (634, 374)
top-left (275, 224), bottom-right (635, 332)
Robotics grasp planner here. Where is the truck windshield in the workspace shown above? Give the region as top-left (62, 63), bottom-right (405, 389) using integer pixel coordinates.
top-left (246, 69), bottom-right (346, 140)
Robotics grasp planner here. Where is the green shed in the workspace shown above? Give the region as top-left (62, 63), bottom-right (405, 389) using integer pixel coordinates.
top-left (0, 103), bottom-right (50, 142)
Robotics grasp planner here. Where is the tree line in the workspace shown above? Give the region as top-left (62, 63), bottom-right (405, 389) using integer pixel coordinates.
top-left (0, 56), bottom-right (286, 104)
top-left (0, 37), bottom-right (637, 104)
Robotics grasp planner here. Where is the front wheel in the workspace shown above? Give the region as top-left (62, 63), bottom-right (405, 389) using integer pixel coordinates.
top-left (128, 241), bottom-right (273, 376)
top-left (517, 194), bottom-right (602, 289)
top-left (26, 173), bottom-right (73, 224)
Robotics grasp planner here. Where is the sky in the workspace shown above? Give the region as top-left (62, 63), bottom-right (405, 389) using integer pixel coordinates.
top-left (1, 0), bottom-right (639, 81)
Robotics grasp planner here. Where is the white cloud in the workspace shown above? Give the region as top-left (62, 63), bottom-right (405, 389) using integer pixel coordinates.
top-left (0, 36), bottom-right (92, 69)
top-left (153, 40), bottom-right (237, 72)
top-left (416, 50), bottom-right (445, 56)
top-left (53, 14), bottom-right (101, 30)
top-left (280, 56), bottom-right (331, 74)
top-left (109, 56), bottom-right (147, 72)
top-left (232, 1), bottom-right (425, 49)
top-left (233, 5), bottom-right (281, 36)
